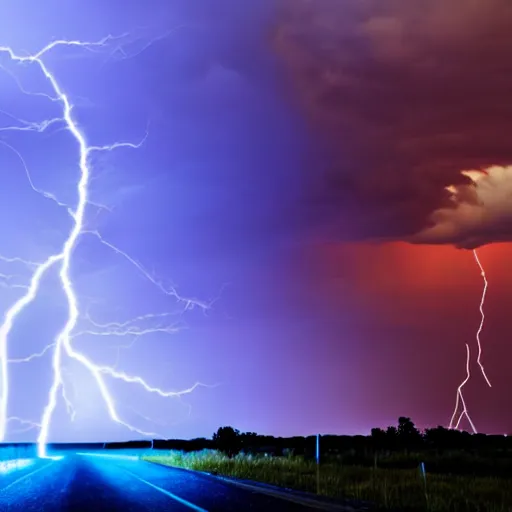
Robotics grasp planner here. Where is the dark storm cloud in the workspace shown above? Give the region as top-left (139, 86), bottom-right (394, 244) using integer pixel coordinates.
top-left (272, 0), bottom-right (512, 247)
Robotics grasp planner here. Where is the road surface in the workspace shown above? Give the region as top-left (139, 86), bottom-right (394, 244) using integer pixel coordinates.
top-left (0, 453), bottom-right (361, 511)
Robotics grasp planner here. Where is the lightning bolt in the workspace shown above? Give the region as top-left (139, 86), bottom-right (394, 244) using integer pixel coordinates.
top-left (0, 36), bottom-right (213, 457)
top-left (448, 248), bottom-right (491, 432)
top-left (472, 249), bottom-right (491, 388)
top-left (72, 311), bottom-right (183, 340)
top-left (8, 343), bottom-right (56, 364)
top-left (449, 344), bottom-right (477, 433)
top-left (61, 369), bottom-right (77, 423)
top-left (7, 417), bottom-right (42, 435)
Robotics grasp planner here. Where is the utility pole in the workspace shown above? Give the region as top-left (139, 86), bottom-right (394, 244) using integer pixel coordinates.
top-left (316, 434), bottom-right (320, 494)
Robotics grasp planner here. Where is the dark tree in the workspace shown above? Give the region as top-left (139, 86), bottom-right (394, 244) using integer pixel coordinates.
top-left (397, 417), bottom-right (422, 451)
top-left (213, 426), bottom-right (242, 457)
top-left (240, 431), bottom-right (259, 452)
top-left (386, 425), bottom-right (398, 450)
top-left (371, 428), bottom-right (387, 451)
top-left (424, 426), bottom-right (452, 452)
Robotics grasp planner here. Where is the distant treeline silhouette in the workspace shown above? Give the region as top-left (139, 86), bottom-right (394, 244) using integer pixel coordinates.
top-left (105, 417), bottom-right (512, 463)
top-left (2, 417), bottom-right (512, 477)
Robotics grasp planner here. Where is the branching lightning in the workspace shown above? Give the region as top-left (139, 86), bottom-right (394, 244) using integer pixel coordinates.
top-left (72, 311), bottom-right (183, 339)
top-left (448, 249), bottom-right (491, 432)
top-left (472, 249), bottom-right (491, 389)
top-left (83, 230), bottom-right (211, 312)
top-left (7, 416), bottom-right (42, 435)
top-left (449, 344), bottom-right (477, 433)
top-left (8, 343), bottom-right (56, 364)
top-left (0, 36), bottom-right (212, 458)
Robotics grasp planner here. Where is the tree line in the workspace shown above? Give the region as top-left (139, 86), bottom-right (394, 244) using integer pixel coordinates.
top-left (102, 417), bottom-right (512, 461)
top-left (209, 417), bottom-right (512, 457)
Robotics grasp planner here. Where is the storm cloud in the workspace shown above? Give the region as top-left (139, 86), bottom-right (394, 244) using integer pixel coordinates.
top-left (413, 166), bottom-right (512, 248)
top-left (272, 0), bottom-right (512, 248)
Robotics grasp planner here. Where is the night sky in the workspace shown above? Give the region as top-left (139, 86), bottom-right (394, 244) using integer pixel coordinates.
top-left (0, 0), bottom-right (510, 443)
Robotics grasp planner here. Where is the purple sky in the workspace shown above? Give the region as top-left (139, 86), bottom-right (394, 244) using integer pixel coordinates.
top-left (0, 0), bottom-right (358, 443)
top-left (2, 0), bottom-right (511, 444)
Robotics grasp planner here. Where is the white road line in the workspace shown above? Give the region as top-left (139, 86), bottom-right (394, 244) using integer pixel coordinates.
top-left (123, 469), bottom-right (208, 512)
top-left (0, 460), bottom-right (55, 493)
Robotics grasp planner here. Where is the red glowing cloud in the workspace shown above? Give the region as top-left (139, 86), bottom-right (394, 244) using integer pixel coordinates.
top-left (273, 0), bottom-right (512, 247)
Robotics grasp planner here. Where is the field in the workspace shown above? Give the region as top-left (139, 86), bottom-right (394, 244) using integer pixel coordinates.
top-left (142, 450), bottom-right (512, 511)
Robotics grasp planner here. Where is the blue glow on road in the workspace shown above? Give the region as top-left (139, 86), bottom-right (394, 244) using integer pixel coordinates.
top-left (77, 452), bottom-right (138, 460)
top-left (0, 458), bottom-right (34, 474)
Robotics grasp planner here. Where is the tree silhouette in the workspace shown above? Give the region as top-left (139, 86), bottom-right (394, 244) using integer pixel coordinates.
top-left (424, 426), bottom-right (451, 453)
top-left (385, 426), bottom-right (398, 450)
top-left (397, 417), bottom-right (422, 451)
top-left (371, 428), bottom-right (387, 451)
top-left (213, 426), bottom-right (242, 457)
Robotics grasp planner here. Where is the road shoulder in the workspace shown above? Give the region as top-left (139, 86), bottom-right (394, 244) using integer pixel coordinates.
top-left (143, 459), bottom-right (375, 511)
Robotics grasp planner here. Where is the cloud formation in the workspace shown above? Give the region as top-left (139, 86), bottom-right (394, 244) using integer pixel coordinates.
top-left (272, 0), bottom-right (512, 248)
top-left (414, 166), bottom-right (512, 248)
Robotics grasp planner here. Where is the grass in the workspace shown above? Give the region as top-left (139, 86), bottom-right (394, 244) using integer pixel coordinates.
top-left (142, 450), bottom-right (512, 511)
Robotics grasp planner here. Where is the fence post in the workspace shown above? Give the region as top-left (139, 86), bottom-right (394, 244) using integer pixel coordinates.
top-left (316, 434), bottom-right (320, 494)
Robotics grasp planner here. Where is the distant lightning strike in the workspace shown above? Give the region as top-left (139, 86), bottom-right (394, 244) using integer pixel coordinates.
top-left (472, 249), bottom-right (491, 389)
top-left (0, 36), bottom-right (210, 458)
top-left (448, 249), bottom-right (491, 433)
top-left (449, 344), bottom-right (477, 433)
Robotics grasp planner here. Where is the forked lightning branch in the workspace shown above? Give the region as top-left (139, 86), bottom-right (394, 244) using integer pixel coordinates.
top-left (448, 250), bottom-right (492, 432)
top-left (0, 37), bottom-right (208, 458)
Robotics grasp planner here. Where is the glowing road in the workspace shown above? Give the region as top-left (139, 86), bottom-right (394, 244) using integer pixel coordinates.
top-left (0, 454), bottom-right (359, 511)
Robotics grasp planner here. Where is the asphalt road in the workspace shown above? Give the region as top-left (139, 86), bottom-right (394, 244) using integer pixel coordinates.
top-left (0, 454), bottom-right (356, 511)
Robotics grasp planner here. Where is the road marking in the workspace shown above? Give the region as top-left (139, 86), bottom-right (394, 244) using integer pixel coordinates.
top-left (123, 469), bottom-right (208, 512)
top-left (0, 460), bottom-right (55, 493)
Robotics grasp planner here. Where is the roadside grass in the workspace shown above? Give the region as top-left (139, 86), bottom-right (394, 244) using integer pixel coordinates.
top-left (142, 450), bottom-right (512, 511)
